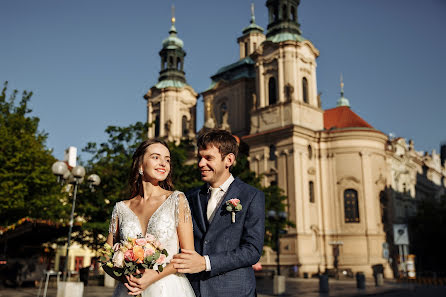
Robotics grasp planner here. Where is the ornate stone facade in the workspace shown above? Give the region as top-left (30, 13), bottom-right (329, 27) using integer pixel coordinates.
top-left (145, 2), bottom-right (446, 278)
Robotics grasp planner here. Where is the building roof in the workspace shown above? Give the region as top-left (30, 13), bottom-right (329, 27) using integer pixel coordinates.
top-left (324, 106), bottom-right (374, 130)
top-left (266, 32), bottom-right (306, 43)
top-left (204, 57), bottom-right (256, 91)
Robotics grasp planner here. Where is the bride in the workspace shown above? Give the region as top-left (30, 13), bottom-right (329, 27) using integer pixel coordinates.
top-left (106, 139), bottom-right (196, 297)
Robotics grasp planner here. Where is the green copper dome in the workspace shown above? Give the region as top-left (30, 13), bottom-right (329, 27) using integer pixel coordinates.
top-left (336, 95), bottom-right (350, 107)
top-left (162, 24), bottom-right (184, 49)
top-left (336, 76), bottom-right (350, 107)
top-left (242, 5), bottom-right (264, 35)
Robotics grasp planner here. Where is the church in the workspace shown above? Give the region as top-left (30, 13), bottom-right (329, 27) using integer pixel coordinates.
top-left (144, 0), bottom-right (446, 278)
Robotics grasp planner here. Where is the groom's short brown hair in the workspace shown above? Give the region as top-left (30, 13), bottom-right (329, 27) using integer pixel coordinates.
top-left (197, 129), bottom-right (238, 160)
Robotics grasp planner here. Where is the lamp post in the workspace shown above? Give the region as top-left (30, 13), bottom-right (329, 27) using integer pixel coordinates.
top-left (51, 161), bottom-right (101, 281)
top-left (267, 210), bottom-right (287, 275)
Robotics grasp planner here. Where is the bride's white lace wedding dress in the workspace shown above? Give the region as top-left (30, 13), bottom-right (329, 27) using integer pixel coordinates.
top-left (109, 191), bottom-right (196, 297)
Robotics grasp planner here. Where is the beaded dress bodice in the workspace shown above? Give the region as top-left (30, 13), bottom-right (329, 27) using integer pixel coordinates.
top-left (109, 191), bottom-right (190, 262)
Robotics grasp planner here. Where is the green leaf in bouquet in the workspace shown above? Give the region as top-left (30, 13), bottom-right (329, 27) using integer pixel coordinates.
top-left (162, 249), bottom-right (168, 256)
top-left (124, 268), bottom-right (129, 275)
top-left (100, 256), bottom-right (107, 262)
top-left (114, 271), bottom-right (122, 277)
top-left (154, 251), bottom-right (160, 260)
top-left (158, 265), bottom-right (163, 273)
top-left (141, 263), bottom-right (148, 269)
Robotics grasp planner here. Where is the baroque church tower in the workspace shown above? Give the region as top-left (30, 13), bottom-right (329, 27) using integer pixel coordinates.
top-left (202, 1), bottom-right (390, 277)
top-left (144, 11), bottom-right (198, 142)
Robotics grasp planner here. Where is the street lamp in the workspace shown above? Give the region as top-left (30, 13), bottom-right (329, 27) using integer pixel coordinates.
top-left (52, 161), bottom-right (100, 281)
top-left (267, 210), bottom-right (287, 276)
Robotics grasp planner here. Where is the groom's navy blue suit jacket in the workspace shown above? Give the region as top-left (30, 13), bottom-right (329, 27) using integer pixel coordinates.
top-left (186, 177), bottom-right (265, 297)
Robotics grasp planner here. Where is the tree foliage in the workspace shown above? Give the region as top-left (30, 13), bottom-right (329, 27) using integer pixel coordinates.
top-left (0, 82), bottom-right (67, 226)
top-left (74, 122), bottom-right (149, 250)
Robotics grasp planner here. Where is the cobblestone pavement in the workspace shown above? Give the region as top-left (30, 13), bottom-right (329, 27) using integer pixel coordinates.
top-left (1, 277), bottom-right (446, 297)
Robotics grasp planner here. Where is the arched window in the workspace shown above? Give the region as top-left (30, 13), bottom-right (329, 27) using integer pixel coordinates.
top-left (161, 58), bottom-right (166, 70)
top-left (302, 77), bottom-right (309, 104)
top-left (169, 56), bottom-right (174, 68)
top-left (182, 116), bottom-right (188, 137)
top-left (344, 189), bottom-right (360, 223)
top-left (268, 77), bottom-right (277, 105)
top-left (244, 42), bottom-right (249, 57)
top-left (309, 181), bottom-right (315, 203)
top-left (154, 115), bottom-right (160, 137)
top-left (308, 145), bottom-right (313, 160)
top-left (219, 102), bottom-right (228, 125)
top-left (273, 7), bottom-right (278, 21)
top-left (177, 58), bottom-right (181, 70)
top-left (291, 6), bottom-right (296, 21)
top-left (269, 144), bottom-right (276, 161)
top-left (282, 5), bottom-right (287, 20)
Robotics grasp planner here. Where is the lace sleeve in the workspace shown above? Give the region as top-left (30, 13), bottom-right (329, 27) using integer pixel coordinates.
top-left (175, 192), bottom-right (191, 228)
top-left (108, 203), bottom-right (119, 243)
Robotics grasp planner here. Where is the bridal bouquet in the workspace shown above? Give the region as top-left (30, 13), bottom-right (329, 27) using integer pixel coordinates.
top-left (100, 234), bottom-right (168, 278)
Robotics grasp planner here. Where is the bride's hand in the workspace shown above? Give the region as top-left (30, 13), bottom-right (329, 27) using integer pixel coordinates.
top-left (125, 269), bottom-right (159, 295)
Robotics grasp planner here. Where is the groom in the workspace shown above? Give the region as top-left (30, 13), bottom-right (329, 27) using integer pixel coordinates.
top-left (172, 129), bottom-right (265, 297)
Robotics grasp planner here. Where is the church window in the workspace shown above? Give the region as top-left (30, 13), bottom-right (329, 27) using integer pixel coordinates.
top-left (282, 5), bottom-right (287, 20)
top-left (402, 183), bottom-right (407, 194)
top-left (219, 102), bottom-right (228, 122)
top-left (273, 7), bottom-right (278, 21)
top-left (169, 56), bottom-right (174, 68)
top-left (244, 42), bottom-right (249, 57)
top-left (302, 77), bottom-right (309, 103)
top-left (308, 145), bottom-right (313, 160)
top-left (154, 115), bottom-right (160, 137)
top-left (269, 144), bottom-right (277, 161)
top-left (182, 115), bottom-right (188, 137)
top-left (344, 189), bottom-right (360, 223)
top-left (177, 58), bottom-right (181, 70)
top-left (268, 77), bottom-right (277, 105)
top-left (253, 42), bottom-right (257, 50)
top-left (162, 58), bottom-right (166, 70)
top-left (309, 181), bottom-right (315, 203)
top-left (291, 6), bottom-right (296, 21)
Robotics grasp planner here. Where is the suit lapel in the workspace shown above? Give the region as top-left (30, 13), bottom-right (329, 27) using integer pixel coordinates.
top-left (207, 178), bottom-right (241, 232)
top-left (194, 186), bottom-right (208, 233)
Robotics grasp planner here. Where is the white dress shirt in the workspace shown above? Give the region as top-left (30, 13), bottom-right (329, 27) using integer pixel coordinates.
top-left (204, 174), bottom-right (235, 271)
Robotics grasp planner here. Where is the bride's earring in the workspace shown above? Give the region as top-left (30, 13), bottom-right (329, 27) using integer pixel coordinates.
top-left (139, 168), bottom-right (143, 175)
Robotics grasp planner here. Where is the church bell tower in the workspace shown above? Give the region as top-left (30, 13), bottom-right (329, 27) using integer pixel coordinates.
top-left (144, 7), bottom-right (198, 142)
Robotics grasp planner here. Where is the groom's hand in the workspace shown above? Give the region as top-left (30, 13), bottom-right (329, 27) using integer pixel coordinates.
top-left (171, 249), bottom-right (206, 273)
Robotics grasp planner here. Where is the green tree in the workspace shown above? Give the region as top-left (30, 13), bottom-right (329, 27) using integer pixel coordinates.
top-left (74, 122), bottom-right (148, 250)
top-left (0, 81), bottom-right (67, 226)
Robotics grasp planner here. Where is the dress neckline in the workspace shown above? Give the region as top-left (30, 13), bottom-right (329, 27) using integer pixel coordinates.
top-left (121, 191), bottom-right (176, 237)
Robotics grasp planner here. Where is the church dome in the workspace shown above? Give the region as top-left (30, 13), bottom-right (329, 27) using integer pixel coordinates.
top-left (336, 95), bottom-right (350, 107)
top-left (162, 24), bottom-right (184, 49)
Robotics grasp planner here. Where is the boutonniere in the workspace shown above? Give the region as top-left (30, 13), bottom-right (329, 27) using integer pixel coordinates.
top-left (226, 199), bottom-right (242, 223)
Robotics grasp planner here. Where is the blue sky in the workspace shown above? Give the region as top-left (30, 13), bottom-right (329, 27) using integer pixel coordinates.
top-left (1, 0), bottom-right (445, 161)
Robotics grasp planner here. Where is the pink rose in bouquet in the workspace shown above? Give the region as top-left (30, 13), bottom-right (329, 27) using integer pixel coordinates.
top-left (135, 238), bottom-right (147, 246)
top-left (99, 234), bottom-right (169, 280)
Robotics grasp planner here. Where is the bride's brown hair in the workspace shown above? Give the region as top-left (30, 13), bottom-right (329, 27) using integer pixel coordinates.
top-left (129, 139), bottom-right (174, 198)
